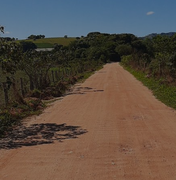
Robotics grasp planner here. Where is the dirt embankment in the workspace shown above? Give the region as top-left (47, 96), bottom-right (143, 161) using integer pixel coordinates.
top-left (0, 63), bottom-right (176, 180)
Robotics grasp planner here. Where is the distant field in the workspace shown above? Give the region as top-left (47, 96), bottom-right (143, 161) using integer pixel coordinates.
top-left (20, 37), bottom-right (76, 48)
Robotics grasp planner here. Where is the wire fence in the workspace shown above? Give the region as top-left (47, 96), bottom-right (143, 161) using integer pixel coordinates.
top-left (0, 61), bottom-right (99, 107)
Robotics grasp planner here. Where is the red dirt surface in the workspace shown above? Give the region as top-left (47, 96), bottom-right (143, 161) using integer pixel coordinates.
top-left (0, 63), bottom-right (176, 180)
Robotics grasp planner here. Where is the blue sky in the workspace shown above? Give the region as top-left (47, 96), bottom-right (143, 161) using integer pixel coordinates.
top-left (0, 0), bottom-right (176, 39)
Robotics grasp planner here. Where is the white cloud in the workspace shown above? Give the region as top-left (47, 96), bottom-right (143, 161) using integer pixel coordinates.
top-left (147, 11), bottom-right (154, 15)
top-left (5, 31), bottom-right (10, 34)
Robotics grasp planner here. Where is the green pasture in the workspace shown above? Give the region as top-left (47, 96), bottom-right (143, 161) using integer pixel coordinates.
top-left (22, 37), bottom-right (76, 48)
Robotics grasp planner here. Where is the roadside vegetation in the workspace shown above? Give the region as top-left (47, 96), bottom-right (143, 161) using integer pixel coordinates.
top-left (123, 66), bottom-right (176, 109)
top-left (1, 27), bottom-right (176, 136)
top-left (120, 34), bottom-right (176, 109)
top-left (0, 31), bottom-right (123, 137)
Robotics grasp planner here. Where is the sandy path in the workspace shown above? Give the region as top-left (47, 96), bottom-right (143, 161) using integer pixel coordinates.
top-left (0, 63), bottom-right (176, 180)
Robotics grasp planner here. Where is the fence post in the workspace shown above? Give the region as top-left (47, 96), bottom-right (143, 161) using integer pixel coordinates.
top-left (20, 78), bottom-right (25, 97)
top-left (12, 78), bottom-right (26, 104)
top-left (29, 77), bottom-right (34, 90)
top-left (2, 82), bottom-right (9, 106)
top-left (47, 75), bottom-right (51, 84)
top-left (58, 68), bottom-right (61, 80)
top-left (51, 70), bottom-right (55, 82)
top-left (55, 71), bottom-right (58, 81)
top-left (61, 67), bottom-right (64, 80)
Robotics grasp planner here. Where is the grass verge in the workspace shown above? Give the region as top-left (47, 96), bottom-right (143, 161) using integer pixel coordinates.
top-left (121, 64), bottom-right (176, 110)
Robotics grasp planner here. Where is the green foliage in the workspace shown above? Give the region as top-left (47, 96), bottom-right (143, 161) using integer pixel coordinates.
top-left (0, 25), bottom-right (4, 33)
top-left (20, 41), bottom-right (37, 52)
top-left (0, 112), bottom-right (13, 137)
top-left (116, 44), bottom-right (132, 56)
top-left (87, 32), bottom-right (101, 37)
top-left (28, 34), bottom-right (45, 40)
top-left (121, 33), bottom-right (176, 110)
top-left (19, 50), bottom-right (54, 90)
top-left (122, 33), bottom-right (176, 85)
top-left (2, 30), bottom-right (176, 136)
top-left (0, 41), bottom-right (22, 74)
top-left (122, 65), bottom-right (176, 109)
top-left (30, 89), bottom-right (42, 98)
top-left (121, 55), bottom-right (132, 66)
top-left (0, 98), bottom-right (45, 137)
top-left (0, 32), bottom-right (107, 136)
top-left (71, 32), bottom-right (125, 63)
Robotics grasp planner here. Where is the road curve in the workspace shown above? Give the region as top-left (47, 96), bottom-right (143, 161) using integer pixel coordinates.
top-left (0, 63), bottom-right (176, 180)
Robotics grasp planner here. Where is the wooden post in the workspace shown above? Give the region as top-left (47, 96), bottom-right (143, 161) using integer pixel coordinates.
top-left (12, 79), bottom-right (26, 104)
top-left (51, 70), bottom-right (55, 82)
top-left (2, 82), bottom-right (9, 106)
top-left (30, 77), bottom-right (34, 90)
top-left (47, 75), bottom-right (51, 84)
top-left (55, 71), bottom-right (58, 81)
top-left (61, 67), bottom-right (64, 80)
top-left (20, 78), bottom-right (25, 97)
top-left (58, 69), bottom-right (61, 80)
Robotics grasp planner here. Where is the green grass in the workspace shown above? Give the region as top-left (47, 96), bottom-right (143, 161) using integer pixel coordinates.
top-left (20, 37), bottom-right (76, 48)
top-left (121, 64), bottom-right (176, 109)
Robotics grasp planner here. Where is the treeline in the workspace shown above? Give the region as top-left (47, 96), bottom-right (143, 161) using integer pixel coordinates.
top-left (121, 34), bottom-right (176, 85)
top-left (1, 31), bottom-right (176, 107)
top-left (0, 31), bottom-right (137, 136)
top-left (28, 34), bottom-right (45, 40)
top-left (0, 32), bottom-right (142, 106)
top-left (0, 37), bottom-right (16, 41)
top-left (63, 32), bottom-right (137, 63)
top-left (1, 30), bottom-right (176, 135)
top-left (0, 32), bottom-right (176, 105)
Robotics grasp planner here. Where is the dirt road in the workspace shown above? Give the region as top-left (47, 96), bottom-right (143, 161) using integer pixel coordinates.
top-left (0, 63), bottom-right (176, 180)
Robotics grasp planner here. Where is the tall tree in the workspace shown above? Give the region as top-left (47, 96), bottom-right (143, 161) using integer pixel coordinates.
top-left (0, 25), bottom-right (4, 33)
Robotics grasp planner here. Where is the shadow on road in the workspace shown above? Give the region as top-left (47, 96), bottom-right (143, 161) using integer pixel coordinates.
top-left (0, 123), bottom-right (87, 150)
top-left (65, 86), bottom-right (104, 96)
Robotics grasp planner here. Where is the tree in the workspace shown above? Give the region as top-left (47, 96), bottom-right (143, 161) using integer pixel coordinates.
top-left (0, 37), bottom-right (26, 104)
top-left (28, 35), bottom-right (36, 40)
top-left (19, 51), bottom-right (54, 90)
top-left (20, 41), bottom-right (37, 52)
top-left (87, 32), bottom-right (101, 38)
top-left (0, 25), bottom-right (4, 33)
top-left (0, 41), bottom-right (22, 74)
top-left (28, 34), bottom-right (45, 40)
top-left (53, 44), bottom-right (63, 52)
top-left (115, 44), bottom-right (132, 56)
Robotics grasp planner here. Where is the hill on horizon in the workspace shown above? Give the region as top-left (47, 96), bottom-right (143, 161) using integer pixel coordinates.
top-left (15, 31), bottom-right (176, 48)
top-left (143, 32), bottom-right (176, 39)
